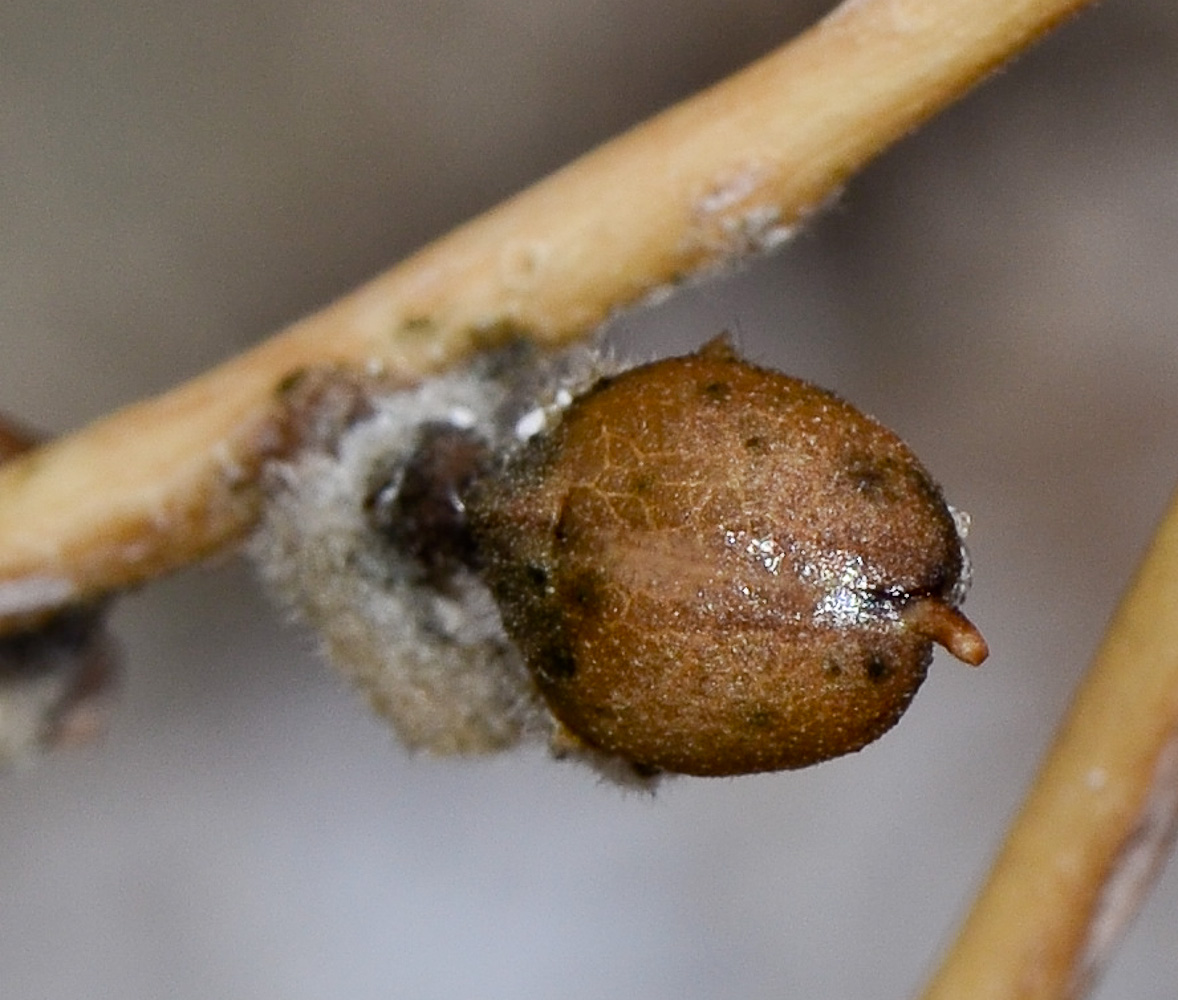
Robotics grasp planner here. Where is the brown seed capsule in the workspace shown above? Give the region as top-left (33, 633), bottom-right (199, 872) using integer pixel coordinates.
top-left (467, 338), bottom-right (985, 777)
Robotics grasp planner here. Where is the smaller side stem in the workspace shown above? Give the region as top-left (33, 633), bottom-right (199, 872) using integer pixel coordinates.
top-left (920, 487), bottom-right (1178, 1000)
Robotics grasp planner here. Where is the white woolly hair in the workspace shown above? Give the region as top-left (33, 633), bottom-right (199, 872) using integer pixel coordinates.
top-left (248, 343), bottom-right (657, 785)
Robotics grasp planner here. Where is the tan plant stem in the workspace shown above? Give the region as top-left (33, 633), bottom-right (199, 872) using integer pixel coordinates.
top-left (921, 487), bottom-right (1178, 1000)
top-left (0, 0), bottom-right (1092, 625)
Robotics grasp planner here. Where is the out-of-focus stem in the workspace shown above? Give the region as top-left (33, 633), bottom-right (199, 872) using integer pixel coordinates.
top-left (921, 487), bottom-right (1178, 999)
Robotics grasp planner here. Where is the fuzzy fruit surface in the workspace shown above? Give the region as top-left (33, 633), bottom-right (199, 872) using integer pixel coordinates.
top-left (468, 339), bottom-right (979, 776)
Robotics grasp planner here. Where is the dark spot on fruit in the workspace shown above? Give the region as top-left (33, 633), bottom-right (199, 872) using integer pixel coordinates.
top-left (562, 570), bottom-right (605, 613)
top-left (585, 701), bottom-right (618, 721)
top-left (843, 453), bottom-right (899, 500)
top-left (866, 654), bottom-right (890, 682)
top-left (702, 380), bottom-right (731, 402)
top-left (631, 473), bottom-right (654, 494)
top-left (744, 435), bottom-right (767, 453)
top-left (745, 707), bottom-right (778, 730)
top-left (525, 564), bottom-right (548, 589)
top-left (553, 501), bottom-right (572, 545)
top-left (539, 641), bottom-right (578, 680)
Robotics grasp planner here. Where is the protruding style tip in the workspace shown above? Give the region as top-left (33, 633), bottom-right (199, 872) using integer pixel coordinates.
top-left (903, 598), bottom-right (989, 666)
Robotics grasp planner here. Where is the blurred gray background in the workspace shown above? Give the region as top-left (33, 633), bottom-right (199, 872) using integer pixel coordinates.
top-left (2, 1), bottom-right (1177, 997)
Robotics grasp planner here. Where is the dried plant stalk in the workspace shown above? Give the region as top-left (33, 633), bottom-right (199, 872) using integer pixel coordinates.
top-left (920, 488), bottom-right (1178, 999)
top-left (0, 0), bottom-right (1090, 624)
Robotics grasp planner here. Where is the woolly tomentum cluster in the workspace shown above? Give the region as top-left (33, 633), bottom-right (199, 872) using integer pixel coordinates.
top-left (250, 346), bottom-right (622, 767)
top-left (252, 339), bottom-right (985, 782)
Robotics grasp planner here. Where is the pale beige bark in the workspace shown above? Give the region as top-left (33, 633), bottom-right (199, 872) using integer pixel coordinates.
top-left (0, 0), bottom-right (1090, 622)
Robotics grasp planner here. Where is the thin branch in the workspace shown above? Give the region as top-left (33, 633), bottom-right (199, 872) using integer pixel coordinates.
top-left (920, 487), bottom-right (1178, 999)
top-left (0, 0), bottom-right (1092, 624)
